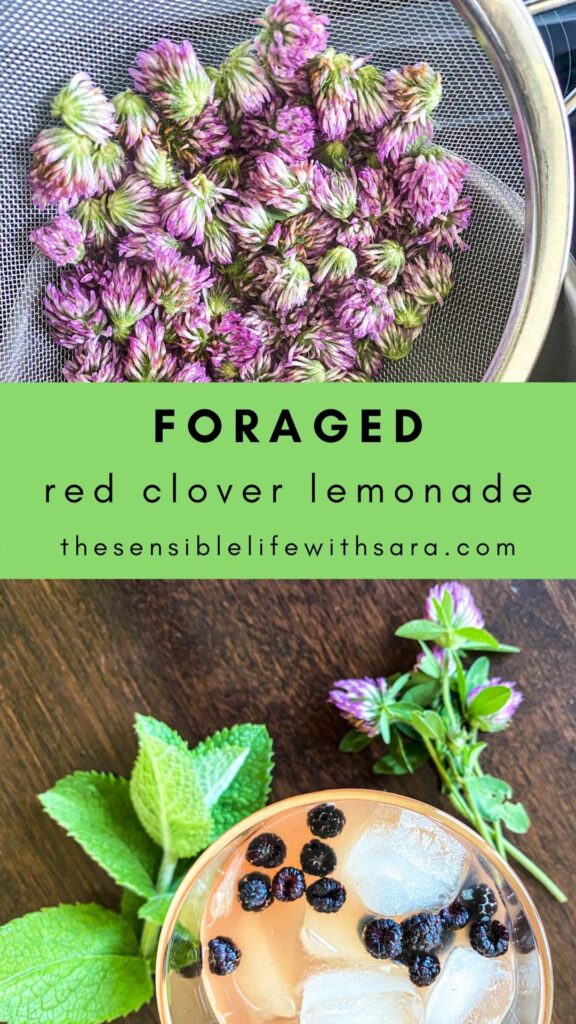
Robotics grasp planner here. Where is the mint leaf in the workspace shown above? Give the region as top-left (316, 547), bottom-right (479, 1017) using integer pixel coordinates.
top-left (137, 893), bottom-right (174, 926)
top-left (339, 729), bottom-right (372, 753)
top-left (39, 773), bottom-right (159, 899)
top-left (468, 686), bottom-right (511, 719)
top-left (130, 715), bottom-right (213, 860)
top-left (191, 742), bottom-right (250, 809)
top-left (395, 620), bottom-right (448, 642)
top-left (191, 724), bottom-right (273, 838)
top-left (120, 890), bottom-right (145, 935)
top-left (0, 904), bottom-right (152, 1024)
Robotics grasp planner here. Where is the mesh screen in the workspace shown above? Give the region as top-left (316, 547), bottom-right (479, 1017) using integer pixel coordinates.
top-left (0, 0), bottom-right (525, 382)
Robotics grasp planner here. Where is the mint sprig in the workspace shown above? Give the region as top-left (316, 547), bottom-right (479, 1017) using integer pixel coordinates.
top-left (0, 716), bottom-right (274, 1024)
top-left (330, 582), bottom-right (567, 904)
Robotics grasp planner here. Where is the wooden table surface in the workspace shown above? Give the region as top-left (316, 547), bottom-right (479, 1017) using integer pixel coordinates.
top-left (0, 579), bottom-right (574, 1020)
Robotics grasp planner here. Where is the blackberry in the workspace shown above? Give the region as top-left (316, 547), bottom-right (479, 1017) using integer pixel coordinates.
top-left (307, 803), bottom-right (346, 839)
top-left (207, 936), bottom-right (241, 976)
top-left (272, 866), bottom-right (306, 902)
top-left (237, 872), bottom-right (273, 912)
top-left (300, 840), bottom-right (337, 877)
top-left (470, 920), bottom-right (509, 958)
top-left (461, 884), bottom-right (498, 923)
top-left (407, 952), bottom-right (441, 987)
top-left (402, 913), bottom-right (443, 953)
top-left (246, 832), bottom-right (287, 869)
top-left (440, 900), bottom-right (470, 931)
top-left (306, 876), bottom-right (347, 913)
top-left (362, 918), bottom-right (404, 960)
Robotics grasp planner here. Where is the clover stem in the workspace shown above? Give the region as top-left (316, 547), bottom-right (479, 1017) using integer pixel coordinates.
top-left (140, 851), bottom-right (178, 964)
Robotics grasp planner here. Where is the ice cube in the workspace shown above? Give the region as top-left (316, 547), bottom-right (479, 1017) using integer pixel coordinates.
top-left (425, 946), bottom-right (515, 1024)
top-left (300, 903), bottom-right (365, 962)
top-left (301, 968), bottom-right (423, 1024)
top-left (345, 808), bottom-right (468, 917)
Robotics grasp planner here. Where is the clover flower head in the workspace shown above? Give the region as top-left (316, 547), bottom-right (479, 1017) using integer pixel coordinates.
top-left (310, 48), bottom-right (362, 140)
top-left (29, 127), bottom-right (98, 209)
top-left (357, 166), bottom-right (401, 223)
top-left (403, 252), bottom-right (453, 306)
top-left (205, 279), bottom-right (237, 318)
top-left (130, 38), bottom-right (212, 127)
top-left (72, 253), bottom-right (115, 289)
top-left (159, 173), bottom-right (233, 243)
top-left (398, 143), bottom-right (468, 226)
top-left (261, 251), bottom-right (311, 311)
top-left (468, 679), bottom-right (524, 730)
top-left (239, 346), bottom-right (280, 381)
top-left (277, 210), bottom-right (338, 261)
top-left (274, 104), bottom-right (316, 161)
top-left (352, 64), bottom-right (394, 132)
top-left (203, 216), bottom-right (235, 265)
top-left (133, 136), bottom-right (179, 190)
top-left (334, 276), bottom-right (393, 340)
top-left (62, 337), bottom-right (124, 382)
top-left (73, 196), bottom-right (116, 248)
top-left (376, 114), bottom-right (432, 164)
top-left (313, 245), bottom-right (357, 284)
top-left (171, 307), bottom-right (211, 356)
top-left (124, 316), bottom-right (177, 381)
top-left (360, 240), bottom-right (405, 284)
top-left (311, 165), bottom-right (357, 220)
top-left (44, 277), bottom-right (109, 347)
top-left (208, 310), bottom-right (263, 379)
top-left (205, 154), bottom-right (244, 189)
top-left (284, 352), bottom-right (366, 381)
top-left (425, 581), bottom-right (485, 629)
top-left (388, 62), bottom-right (442, 125)
top-left (376, 322), bottom-right (418, 361)
top-left (336, 217), bottom-right (375, 249)
top-left (416, 195), bottom-right (472, 251)
top-left (389, 287), bottom-right (430, 329)
top-left (296, 314), bottom-right (356, 370)
top-left (190, 102), bottom-right (233, 161)
top-left (101, 260), bottom-right (154, 341)
top-left (242, 306), bottom-right (282, 347)
top-left (51, 72), bottom-right (117, 143)
top-left (147, 249), bottom-right (213, 316)
top-left (30, 213), bottom-right (85, 266)
top-left (250, 152), bottom-right (311, 214)
top-left (93, 140), bottom-right (126, 191)
top-left (113, 90), bottom-right (158, 148)
top-left (118, 227), bottom-right (182, 262)
top-left (354, 337), bottom-right (384, 377)
top-left (256, 0), bottom-right (329, 81)
top-left (328, 676), bottom-right (389, 737)
top-left (221, 198), bottom-right (278, 250)
top-left (107, 174), bottom-right (159, 232)
top-left (172, 361), bottom-right (211, 382)
top-left (215, 41), bottom-right (274, 118)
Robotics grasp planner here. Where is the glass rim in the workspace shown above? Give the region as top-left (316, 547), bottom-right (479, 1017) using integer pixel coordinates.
top-left (156, 788), bottom-right (553, 1024)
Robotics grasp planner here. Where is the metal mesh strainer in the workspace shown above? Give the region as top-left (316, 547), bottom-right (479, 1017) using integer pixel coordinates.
top-left (0, 0), bottom-right (572, 381)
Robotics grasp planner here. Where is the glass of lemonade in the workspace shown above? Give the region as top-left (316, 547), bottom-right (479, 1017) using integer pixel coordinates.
top-left (156, 790), bottom-right (552, 1024)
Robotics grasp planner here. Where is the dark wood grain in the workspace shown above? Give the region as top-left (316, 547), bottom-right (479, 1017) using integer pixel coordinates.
top-left (0, 580), bottom-right (574, 1019)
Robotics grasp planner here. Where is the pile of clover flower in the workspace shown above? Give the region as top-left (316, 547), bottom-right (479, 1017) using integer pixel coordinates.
top-left (29, 0), bottom-right (471, 383)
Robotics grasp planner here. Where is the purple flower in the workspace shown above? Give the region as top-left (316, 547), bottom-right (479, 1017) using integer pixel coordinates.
top-left (336, 217), bottom-right (375, 250)
top-left (360, 241), bottom-right (405, 284)
top-left (351, 65), bottom-right (393, 132)
top-left (118, 227), bottom-right (182, 262)
top-left (44, 278), bottom-right (109, 348)
top-left (388, 63), bottom-right (442, 126)
top-left (403, 252), bottom-right (453, 306)
top-left (295, 314), bottom-right (356, 370)
top-left (62, 337), bottom-right (124, 382)
top-left (124, 317), bottom-right (178, 381)
top-left (134, 136), bottom-right (179, 189)
top-left (328, 676), bottom-right (389, 737)
top-left (51, 72), bottom-right (117, 143)
top-left (467, 679), bottom-right (524, 729)
top-left (205, 155), bottom-right (243, 189)
top-left (256, 0), bottom-right (329, 82)
top-left (101, 260), bottom-right (154, 341)
top-left (357, 166), bottom-right (402, 223)
top-left (389, 288), bottom-right (430, 330)
top-left (159, 173), bottom-right (233, 243)
top-left (375, 322), bottom-right (418, 361)
top-left (30, 213), bottom-right (85, 266)
top-left (277, 210), bottom-right (338, 261)
top-left (208, 311), bottom-right (263, 379)
top-left (107, 174), bottom-right (159, 232)
top-left (274, 104), bottom-right (316, 162)
top-left (29, 127), bottom-right (98, 210)
top-left (147, 249), bottom-right (213, 316)
top-left (283, 353), bottom-right (364, 381)
top-left (173, 361), bottom-right (211, 382)
top-left (171, 307), bottom-right (211, 356)
top-left (214, 41), bottom-right (274, 118)
top-left (309, 48), bottom-right (362, 140)
top-left (415, 195), bottom-right (472, 251)
top-left (187, 102), bottom-right (233, 164)
top-left (397, 144), bottom-right (468, 227)
top-left (113, 90), bottom-right (158, 148)
top-left (260, 251), bottom-right (311, 311)
top-left (130, 38), bottom-right (212, 127)
top-left (334, 277), bottom-right (393, 340)
top-left (203, 216), bottom-right (235, 265)
top-left (376, 115), bottom-right (433, 164)
top-left (313, 245), bottom-right (357, 284)
top-left (250, 153), bottom-right (311, 215)
top-left (425, 582), bottom-right (485, 630)
top-left (93, 140), bottom-right (126, 191)
top-left (311, 165), bottom-right (357, 220)
top-left (221, 198), bottom-right (278, 250)
top-left (74, 196), bottom-right (116, 248)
